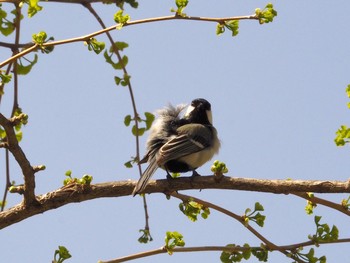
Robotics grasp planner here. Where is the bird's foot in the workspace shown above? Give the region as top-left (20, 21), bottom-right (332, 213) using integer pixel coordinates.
top-left (191, 170), bottom-right (200, 177)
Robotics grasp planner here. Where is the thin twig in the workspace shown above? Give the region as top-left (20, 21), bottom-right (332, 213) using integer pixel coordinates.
top-left (82, 1), bottom-right (152, 239)
top-left (0, 14), bottom-right (258, 69)
top-left (169, 192), bottom-right (288, 255)
top-left (292, 192), bottom-right (350, 216)
top-left (100, 245), bottom-right (261, 263)
top-left (0, 41), bottom-right (32, 49)
top-left (1, 150), bottom-right (10, 211)
top-left (11, 3), bottom-right (21, 116)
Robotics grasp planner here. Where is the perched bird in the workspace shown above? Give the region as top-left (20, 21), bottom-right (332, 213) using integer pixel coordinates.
top-left (132, 98), bottom-right (220, 196)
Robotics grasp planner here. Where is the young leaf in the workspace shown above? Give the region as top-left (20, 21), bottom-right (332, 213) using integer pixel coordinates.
top-left (54, 245), bottom-right (72, 263)
top-left (124, 160), bottom-right (133, 168)
top-left (171, 0), bottom-right (188, 17)
top-left (86, 38), bottom-right (105, 54)
top-left (144, 112), bottom-right (155, 130)
top-left (138, 229), bottom-right (153, 243)
top-left (114, 10), bottom-right (130, 29)
top-left (28, 0), bottom-right (43, 18)
top-left (17, 55), bottom-right (38, 75)
top-left (346, 84), bottom-right (350, 98)
top-left (124, 115), bottom-right (132, 126)
top-left (111, 41), bottom-right (129, 52)
top-left (216, 23), bottom-right (225, 36)
top-left (256, 3), bottom-right (277, 24)
top-left (0, 8), bottom-right (15, 36)
top-left (132, 125), bottom-right (145, 136)
top-left (0, 72), bottom-right (12, 85)
top-left (224, 20), bottom-right (239, 37)
top-left (164, 231), bottom-right (185, 255)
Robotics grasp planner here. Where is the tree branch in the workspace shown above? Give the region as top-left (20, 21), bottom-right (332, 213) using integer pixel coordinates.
top-left (293, 192), bottom-right (350, 216)
top-left (100, 245), bottom-right (261, 263)
top-left (170, 192), bottom-right (292, 259)
top-left (0, 113), bottom-right (38, 206)
top-left (1, 176), bottom-right (350, 229)
top-left (0, 14), bottom-right (258, 69)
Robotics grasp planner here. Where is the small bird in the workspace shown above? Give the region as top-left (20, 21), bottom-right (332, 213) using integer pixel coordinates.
top-left (132, 98), bottom-right (220, 196)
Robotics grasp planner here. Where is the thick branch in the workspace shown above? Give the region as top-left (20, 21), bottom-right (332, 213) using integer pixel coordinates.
top-left (1, 176), bottom-right (350, 229)
top-left (0, 113), bottom-right (37, 206)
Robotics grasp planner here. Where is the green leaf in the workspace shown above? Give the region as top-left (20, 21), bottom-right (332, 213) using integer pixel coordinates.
top-left (244, 202), bottom-right (266, 227)
top-left (65, 170), bottom-right (72, 177)
top-left (0, 7), bottom-right (15, 36)
top-left (254, 202), bottom-right (264, 212)
top-left (216, 23), bottom-right (225, 36)
top-left (115, 0), bottom-right (139, 9)
top-left (0, 127), bottom-right (6, 139)
top-left (17, 54), bottom-right (38, 75)
top-left (124, 115), bottom-right (132, 126)
top-left (114, 10), bottom-right (130, 29)
top-left (111, 41), bottom-right (129, 52)
top-left (179, 200), bottom-right (210, 222)
top-left (346, 84), bottom-right (350, 98)
top-left (138, 229), bottom-right (153, 243)
top-left (256, 3), bottom-right (277, 25)
top-left (144, 112), bottom-right (155, 130)
top-left (341, 196), bottom-right (350, 210)
top-left (334, 125), bottom-right (350, 146)
top-left (210, 160), bottom-right (229, 176)
top-left (28, 0), bottom-right (43, 18)
top-left (0, 72), bottom-right (12, 85)
top-left (121, 73), bottom-right (131, 86)
top-left (164, 231), bottom-right (185, 255)
top-left (254, 212), bottom-right (266, 227)
top-left (252, 247), bottom-right (268, 262)
top-left (104, 50), bottom-right (128, 71)
top-left (15, 130), bottom-right (22, 142)
top-left (220, 244), bottom-right (252, 263)
top-left (115, 55), bottom-right (129, 70)
top-left (171, 172), bottom-right (181, 178)
top-left (78, 174), bottom-right (93, 185)
top-left (224, 20), bottom-right (239, 37)
top-left (32, 31), bottom-right (47, 45)
top-left (305, 200), bottom-right (317, 215)
top-left (54, 245), bottom-right (72, 263)
top-left (86, 38), bottom-right (105, 54)
top-left (132, 125), bottom-right (145, 136)
top-left (124, 160), bottom-right (133, 168)
top-left (171, 0), bottom-right (188, 17)
top-left (32, 31), bottom-right (54, 53)
top-left (310, 216), bottom-right (339, 243)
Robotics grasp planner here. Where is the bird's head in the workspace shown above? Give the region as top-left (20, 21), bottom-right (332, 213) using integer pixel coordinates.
top-left (185, 98), bottom-right (213, 125)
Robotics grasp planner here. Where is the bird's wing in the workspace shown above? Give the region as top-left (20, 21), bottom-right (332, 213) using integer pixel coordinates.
top-left (132, 155), bottom-right (159, 196)
top-left (157, 124), bottom-right (212, 165)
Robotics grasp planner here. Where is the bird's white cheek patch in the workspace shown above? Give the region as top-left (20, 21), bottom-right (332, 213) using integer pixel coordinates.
top-left (185, 105), bottom-right (195, 117)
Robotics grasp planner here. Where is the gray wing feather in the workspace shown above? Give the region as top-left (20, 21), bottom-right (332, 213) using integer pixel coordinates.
top-left (157, 135), bottom-right (205, 165)
top-left (132, 156), bottom-right (159, 196)
top-left (157, 124), bottom-right (212, 165)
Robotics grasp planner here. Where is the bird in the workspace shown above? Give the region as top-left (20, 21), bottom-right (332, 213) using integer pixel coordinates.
top-left (132, 98), bottom-right (220, 196)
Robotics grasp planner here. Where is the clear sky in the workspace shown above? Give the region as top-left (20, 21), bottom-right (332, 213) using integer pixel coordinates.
top-left (1, 1), bottom-right (350, 262)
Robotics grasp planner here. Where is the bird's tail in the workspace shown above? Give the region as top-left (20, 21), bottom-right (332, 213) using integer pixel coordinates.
top-left (132, 157), bottom-right (159, 196)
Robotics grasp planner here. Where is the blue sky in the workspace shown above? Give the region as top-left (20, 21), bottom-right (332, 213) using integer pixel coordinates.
top-left (1, 1), bottom-right (350, 262)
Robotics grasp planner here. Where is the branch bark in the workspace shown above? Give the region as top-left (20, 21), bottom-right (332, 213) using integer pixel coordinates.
top-left (0, 113), bottom-right (38, 207)
top-left (1, 176), bottom-right (350, 229)
top-left (0, 14), bottom-right (258, 68)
